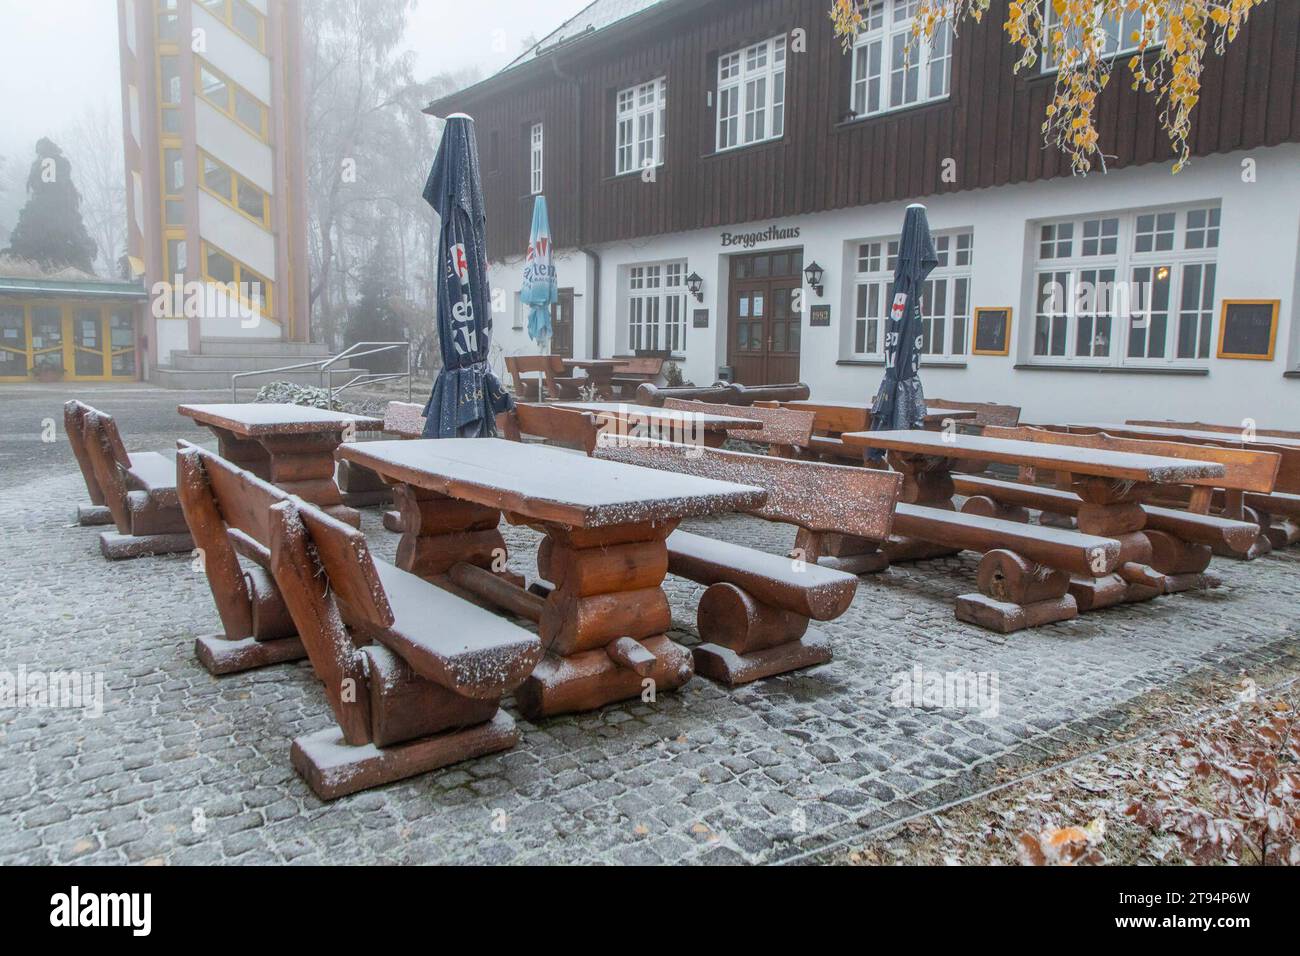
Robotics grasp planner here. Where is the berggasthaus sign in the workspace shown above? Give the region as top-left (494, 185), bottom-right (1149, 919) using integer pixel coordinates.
top-left (720, 224), bottom-right (801, 249)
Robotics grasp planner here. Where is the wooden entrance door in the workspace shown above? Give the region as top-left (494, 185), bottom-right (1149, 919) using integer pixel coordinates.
top-left (727, 249), bottom-right (803, 386)
top-left (550, 288), bottom-right (574, 358)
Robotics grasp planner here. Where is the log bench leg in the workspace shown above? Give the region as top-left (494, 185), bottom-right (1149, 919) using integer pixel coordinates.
top-left (955, 549), bottom-right (1077, 633)
top-left (194, 566), bottom-right (307, 675)
top-left (795, 528), bottom-right (890, 575)
top-left (291, 710), bottom-right (519, 802)
top-left (1071, 480), bottom-right (1166, 604)
top-left (691, 582), bottom-right (831, 685)
top-left (259, 432), bottom-right (359, 527)
top-left (99, 531), bottom-right (194, 560)
top-left (77, 504), bottom-right (114, 526)
top-left (960, 495), bottom-right (1030, 524)
top-left (516, 522), bottom-right (692, 719)
top-left (393, 485), bottom-right (506, 580)
top-left (1142, 529), bottom-right (1219, 593)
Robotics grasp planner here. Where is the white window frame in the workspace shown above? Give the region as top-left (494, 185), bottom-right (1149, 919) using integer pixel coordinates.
top-left (716, 34), bottom-right (787, 151)
top-left (1040, 1), bottom-right (1163, 73)
top-left (626, 261), bottom-right (687, 355)
top-left (851, 0), bottom-right (951, 120)
top-left (529, 122), bottom-right (543, 195)
top-left (851, 230), bottom-right (973, 361)
top-left (615, 77), bottom-right (667, 176)
top-left (1030, 205), bottom-right (1221, 368)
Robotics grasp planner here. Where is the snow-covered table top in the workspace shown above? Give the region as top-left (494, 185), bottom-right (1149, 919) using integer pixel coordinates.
top-left (179, 403), bottom-right (384, 437)
top-left (338, 438), bottom-right (767, 528)
top-left (841, 429), bottom-right (1226, 484)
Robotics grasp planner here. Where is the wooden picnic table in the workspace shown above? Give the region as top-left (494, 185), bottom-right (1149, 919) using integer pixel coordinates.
top-left (336, 437), bottom-right (766, 717)
top-left (555, 401), bottom-right (761, 447)
top-left (840, 428), bottom-right (1227, 626)
top-left (179, 403), bottom-right (382, 525)
top-left (561, 358), bottom-right (621, 399)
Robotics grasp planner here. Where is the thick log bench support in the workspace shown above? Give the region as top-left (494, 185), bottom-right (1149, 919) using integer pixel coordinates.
top-left (666, 530), bottom-right (855, 686)
top-left (65, 401), bottom-right (115, 525)
top-left (516, 521), bottom-right (693, 718)
top-left (956, 550), bottom-right (1077, 633)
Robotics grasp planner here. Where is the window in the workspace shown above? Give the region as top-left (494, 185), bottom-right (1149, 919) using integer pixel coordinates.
top-left (615, 77), bottom-right (666, 176)
top-left (196, 0), bottom-right (267, 52)
top-left (529, 123), bottom-right (543, 195)
top-left (202, 241), bottom-right (273, 316)
top-left (626, 261), bottom-right (687, 354)
top-left (199, 151), bottom-right (270, 228)
top-left (851, 0), bottom-right (951, 118)
top-left (1041, 1), bottom-right (1161, 72)
top-left (1031, 205), bottom-right (1220, 366)
top-left (852, 230), bottom-right (972, 360)
top-left (717, 34), bottom-right (786, 151)
top-left (196, 59), bottom-right (269, 141)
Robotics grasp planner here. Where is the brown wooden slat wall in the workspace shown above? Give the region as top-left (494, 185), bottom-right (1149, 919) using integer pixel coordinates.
top-left (449, 0), bottom-right (1300, 260)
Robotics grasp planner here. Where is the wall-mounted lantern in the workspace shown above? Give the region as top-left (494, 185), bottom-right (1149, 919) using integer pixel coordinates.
top-left (803, 260), bottom-right (825, 298)
top-left (686, 271), bottom-right (704, 302)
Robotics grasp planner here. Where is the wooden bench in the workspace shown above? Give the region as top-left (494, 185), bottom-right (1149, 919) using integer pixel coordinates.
top-left (505, 354), bottom-right (581, 402)
top-left (609, 356), bottom-right (664, 397)
top-left (64, 400), bottom-right (116, 526)
top-left (961, 426), bottom-right (1280, 570)
top-left (266, 494), bottom-right (542, 800)
top-left (73, 402), bottom-right (193, 560)
top-left (636, 381), bottom-right (810, 407)
top-left (176, 440), bottom-right (307, 675)
top-left (594, 437), bottom-right (899, 683)
top-left (660, 398), bottom-right (814, 457)
top-left (927, 398), bottom-right (1022, 427)
top-left (1115, 421), bottom-right (1300, 549)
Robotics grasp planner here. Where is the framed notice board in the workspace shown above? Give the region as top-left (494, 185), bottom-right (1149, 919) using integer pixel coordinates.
top-left (692, 309), bottom-right (709, 329)
top-left (1217, 300), bottom-right (1280, 360)
top-left (971, 307), bottom-right (1012, 356)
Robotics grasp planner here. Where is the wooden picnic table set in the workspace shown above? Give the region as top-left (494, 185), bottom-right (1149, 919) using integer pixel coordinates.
top-left (59, 390), bottom-right (1297, 800)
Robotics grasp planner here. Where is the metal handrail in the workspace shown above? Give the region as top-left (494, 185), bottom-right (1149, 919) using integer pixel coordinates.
top-left (230, 340), bottom-right (414, 404)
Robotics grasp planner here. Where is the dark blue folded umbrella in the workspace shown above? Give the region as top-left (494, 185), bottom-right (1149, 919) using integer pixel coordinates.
top-left (868, 204), bottom-right (938, 459)
top-left (421, 114), bottom-right (514, 438)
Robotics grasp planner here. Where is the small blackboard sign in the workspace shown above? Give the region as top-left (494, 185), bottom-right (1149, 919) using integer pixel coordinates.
top-left (972, 307), bottom-right (1012, 356)
top-left (1217, 300), bottom-right (1279, 360)
top-left (692, 309), bottom-right (709, 329)
top-left (809, 304), bottom-right (831, 327)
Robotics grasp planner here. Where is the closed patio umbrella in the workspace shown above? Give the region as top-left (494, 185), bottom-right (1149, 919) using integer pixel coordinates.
top-left (420, 113), bottom-right (513, 438)
top-left (868, 203), bottom-right (938, 459)
top-left (521, 195), bottom-right (557, 345)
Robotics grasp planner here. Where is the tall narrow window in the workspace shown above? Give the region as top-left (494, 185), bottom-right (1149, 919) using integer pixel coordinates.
top-left (529, 123), bottom-right (543, 195)
top-left (615, 77), bottom-right (666, 176)
top-left (626, 261), bottom-right (687, 354)
top-left (717, 34), bottom-right (786, 151)
top-left (851, 0), bottom-right (950, 118)
top-left (853, 232), bottom-right (971, 360)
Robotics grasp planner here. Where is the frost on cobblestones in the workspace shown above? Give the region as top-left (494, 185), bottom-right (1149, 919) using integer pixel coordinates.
top-left (0, 469), bottom-right (1297, 864)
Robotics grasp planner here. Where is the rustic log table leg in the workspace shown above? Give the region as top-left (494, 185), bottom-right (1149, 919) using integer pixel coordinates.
top-left (880, 452), bottom-right (963, 563)
top-left (515, 520), bottom-right (693, 719)
top-left (1068, 476), bottom-right (1214, 604)
top-left (208, 425), bottom-right (272, 480)
top-left (258, 432), bottom-right (359, 527)
top-left (955, 549), bottom-right (1078, 633)
top-left (391, 484), bottom-right (506, 580)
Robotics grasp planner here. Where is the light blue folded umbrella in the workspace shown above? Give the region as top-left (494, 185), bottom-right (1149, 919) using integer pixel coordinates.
top-left (521, 195), bottom-right (557, 345)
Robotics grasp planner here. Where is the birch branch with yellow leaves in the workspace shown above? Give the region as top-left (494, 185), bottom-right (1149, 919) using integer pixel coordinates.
top-left (829, 0), bottom-right (1267, 174)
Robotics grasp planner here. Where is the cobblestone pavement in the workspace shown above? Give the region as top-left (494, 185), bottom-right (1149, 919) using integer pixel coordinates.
top-left (1, 386), bottom-right (1298, 864)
